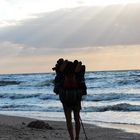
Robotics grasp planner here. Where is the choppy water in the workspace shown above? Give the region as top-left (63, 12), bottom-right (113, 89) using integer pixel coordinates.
top-left (0, 70), bottom-right (140, 124)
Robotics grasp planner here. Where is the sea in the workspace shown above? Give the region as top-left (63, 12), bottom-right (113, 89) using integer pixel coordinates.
top-left (0, 70), bottom-right (140, 126)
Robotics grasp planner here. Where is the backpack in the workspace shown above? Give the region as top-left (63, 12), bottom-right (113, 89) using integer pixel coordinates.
top-left (63, 73), bottom-right (78, 89)
top-left (59, 62), bottom-right (82, 106)
top-left (53, 60), bottom-right (87, 106)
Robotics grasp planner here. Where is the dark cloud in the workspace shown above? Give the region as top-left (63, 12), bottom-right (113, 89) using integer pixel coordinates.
top-left (0, 4), bottom-right (140, 51)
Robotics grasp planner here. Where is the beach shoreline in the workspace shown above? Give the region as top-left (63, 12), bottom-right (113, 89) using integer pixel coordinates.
top-left (0, 114), bottom-right (140, 140)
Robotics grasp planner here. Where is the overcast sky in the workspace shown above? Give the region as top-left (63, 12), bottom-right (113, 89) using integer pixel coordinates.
top-left (0, 0), bottom-right (140, 74)
top-left (0, 0), bottom-right (139, 27)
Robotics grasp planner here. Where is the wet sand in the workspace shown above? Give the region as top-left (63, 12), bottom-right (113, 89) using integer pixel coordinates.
top-left (0, 114), bottom-right (140, 140)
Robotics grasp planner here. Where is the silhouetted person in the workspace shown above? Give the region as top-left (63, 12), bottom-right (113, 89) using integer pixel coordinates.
top-left (53, 59), bottom-right (87, 140)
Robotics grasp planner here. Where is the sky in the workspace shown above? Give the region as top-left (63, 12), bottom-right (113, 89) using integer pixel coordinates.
top-left (0, 0), bottom-right (140, 74)
top-left (0, 0), bottom-right (139, 26)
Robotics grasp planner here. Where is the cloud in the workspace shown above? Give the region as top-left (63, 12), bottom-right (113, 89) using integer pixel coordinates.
top-left (0, 4), bottom-right (140, 57)
top-left (0, 41), bottom-right (24, 58)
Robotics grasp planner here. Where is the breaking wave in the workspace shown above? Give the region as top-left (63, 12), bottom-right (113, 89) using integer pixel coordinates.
top-left (85, 93), bottom-right (140, 102)
top-left (0, 93), bottom-right (59, 100)
top-left (0, 103), bottom-right (139, 112)
top-left (0, 80), bottom-right (20, 86)
top-left (82, 103), bottom-right (140, 112)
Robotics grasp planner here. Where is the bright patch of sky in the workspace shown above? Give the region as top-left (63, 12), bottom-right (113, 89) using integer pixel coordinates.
top-left (0, 0), bottom-right (140, 27)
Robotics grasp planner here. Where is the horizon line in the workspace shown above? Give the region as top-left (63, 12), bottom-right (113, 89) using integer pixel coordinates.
top-left (0, 69), bottom-right (140, 75)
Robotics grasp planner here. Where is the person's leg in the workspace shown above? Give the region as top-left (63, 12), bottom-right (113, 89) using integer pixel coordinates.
top-left (73, 110), bottom-right (81, 140)
top-left (64, 109), bottom-right (74, 140)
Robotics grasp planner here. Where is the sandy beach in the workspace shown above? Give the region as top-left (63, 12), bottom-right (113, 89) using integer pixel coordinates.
top-left (0, 114), bottom-right (140, 140)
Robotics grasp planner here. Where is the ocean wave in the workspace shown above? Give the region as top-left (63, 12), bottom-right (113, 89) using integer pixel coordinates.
top-left (0, 92), bottom-right (140, 102)
top-left (116, 79), bottom-right (140, 86)
top-left (82, 103), bottom-right (140, 112)
top-left (0, 93), bottom-right (59, 100)
top-left (39, 94), bottom-right (58, 100)
top-left (85, 94), bottom-right (120, 101)
top-left (84, 93), bottom-right (140, 102)
top-left (86, 78), bottom-right (140, 89)
top-left (135, 79), bottom-right (140, 83)
top-left (0, 103), bottom-right (139, 112)
top-left (0, 80), bottom-right (20, 86)
top-left (36, 80), bottom-right (54, 87)
top-left (0, 93), bottom-right (39, 99)
top-left (0, 104), bottom-right (62, 112)
top-left (0, 104), bottom-right (44, 111)
top-left (19, 80), bottom-right (54, 87)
